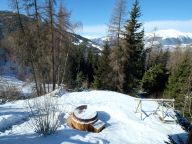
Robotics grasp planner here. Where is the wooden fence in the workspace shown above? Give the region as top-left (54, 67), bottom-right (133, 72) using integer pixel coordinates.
top-left (135, 98), bottom-right (175, 122)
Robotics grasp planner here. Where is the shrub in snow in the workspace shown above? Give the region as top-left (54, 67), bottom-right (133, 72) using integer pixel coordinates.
top-left (28, 95), bottom-right (60, 135)
top-left (16, 71), bottom-right (27, 81)
top-left (54, 85), bottom-right (65, 97)
top-left (0, 83), bottom-right (22, 103)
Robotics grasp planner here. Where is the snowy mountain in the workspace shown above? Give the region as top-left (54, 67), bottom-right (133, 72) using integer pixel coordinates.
top-left (72, 33), bottom-right (102, 52)
top-left (145, 29), bottom-right (192, 46)
top-left (91, 36), bottom-right (110, 47)
top-left (91, 29), bottom-right (192, 49)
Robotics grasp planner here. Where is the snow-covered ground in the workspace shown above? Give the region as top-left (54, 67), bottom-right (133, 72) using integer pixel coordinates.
top-left (0, 89), bottom-right (188, 144)
top-left (0, 76), bottom-right (34, 97)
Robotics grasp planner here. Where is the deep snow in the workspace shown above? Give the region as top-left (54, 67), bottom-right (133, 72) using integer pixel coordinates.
top-left (0, 89), bottom-right (188, 144)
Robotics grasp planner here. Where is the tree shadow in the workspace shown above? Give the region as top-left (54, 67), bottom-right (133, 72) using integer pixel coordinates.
top-left (0, 109), bottom-right (111, 144)
top-left (142, 109), bottom-right (175, 121)
top-left (0, 105), bottom-right (28, 116)
top-left (141, 110), bottom-right (156, 120)
top-left (165, 132), bottom-right (188, 144)
top-left (58, 112), bottom-right (66, 125)
top-left (0, 128), bottom-right (110, 144)
top-left (0, 107), bottom-right (29, 132)
top-left (97, 111), bottom-right (111, 127)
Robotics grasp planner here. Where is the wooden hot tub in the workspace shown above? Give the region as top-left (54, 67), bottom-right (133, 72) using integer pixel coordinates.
top-left (69, 105), bottom-right (106, 132)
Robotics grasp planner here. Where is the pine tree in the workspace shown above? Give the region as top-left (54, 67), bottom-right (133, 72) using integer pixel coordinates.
top-left (93, 43), bottom-right (112, 89)
top-left (109, 44), bottom-right (125, 92)
top-left (76, 71), bottom-right (85, 89)
top-left (108, 0), bottom-right (127, 46)
top-left (86, 49), bottom-right (98, 87)
top-left (164, 48), bottom-right (192, 120)
top-left (108, 0), bottom-right (128, 92)
top-left (122, 0), bottom-right (145, 92)
top-left (141, 64), bottom-right (168, 97)
top-left (56, 0), bottom-right (72, 86)
top-left (10, 0), bottom-right (75, 94)
top-left (164, 51), bottom-right (192, 109)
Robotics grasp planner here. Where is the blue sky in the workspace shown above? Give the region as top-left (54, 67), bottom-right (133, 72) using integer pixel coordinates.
top-left (0, 0), bottom-right (192, 38)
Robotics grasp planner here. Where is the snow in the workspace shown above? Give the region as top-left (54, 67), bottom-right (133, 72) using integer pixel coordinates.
top-left (90, 43), bottom-right (102, 51)
top-left (0, 76), bottom-right (24, 86)
top-left (0, 114), bottom-right (27, 131)
top-left (0, 89), bottom-right (187, 143)
top-left (0, 100), bottom-right (29, 132)
top-left (73, 105), bottom-right (97, 121)
top-left (72, 39), bottom-right (102, 51)
top-left (0, 76), bottom-right (34, 97)
top-left (145, 41), bottom-right (161, 48)
top-left (146, 29), bottom-right (192, 39)
top-left (92, 119), bottom-right (105, 129)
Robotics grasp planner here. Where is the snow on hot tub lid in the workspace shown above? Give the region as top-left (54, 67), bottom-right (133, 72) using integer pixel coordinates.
top-left (73, 105), bottom-right (98, 123)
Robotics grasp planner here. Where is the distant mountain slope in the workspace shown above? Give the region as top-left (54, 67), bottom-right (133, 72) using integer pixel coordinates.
top-left (0, 11), bottom-right (101, 76)
top-left (0, 11), bottom-right (30, 39)
top-left (91, 36), bottom-right (110, 47)
top-left (72, 33), bottom-right (102, 52)
top-left (91, 29), bottom-right (192, 49)
top-left (145, 29), bottom-right (192, 46)
top-left (0, 11), bottom-right (101, 52)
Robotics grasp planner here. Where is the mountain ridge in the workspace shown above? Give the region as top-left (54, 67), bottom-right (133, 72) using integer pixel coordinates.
top-left (91, 29), bottom-right (192, 48)
top-left (0, 11), bottom-right (101, 52)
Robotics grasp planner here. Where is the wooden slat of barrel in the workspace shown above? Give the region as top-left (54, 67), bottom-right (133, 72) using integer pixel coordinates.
top-left (70, 105), bottom-right (98, 132)
top-left (71, 115), bottom-right (95, 132)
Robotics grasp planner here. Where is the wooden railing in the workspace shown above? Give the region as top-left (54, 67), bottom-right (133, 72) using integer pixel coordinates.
top-left (135, 98), bottom-right (175, 121)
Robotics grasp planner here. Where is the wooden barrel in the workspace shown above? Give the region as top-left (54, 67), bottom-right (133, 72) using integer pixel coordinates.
top-left (70, 105), bottom-right (98, 132)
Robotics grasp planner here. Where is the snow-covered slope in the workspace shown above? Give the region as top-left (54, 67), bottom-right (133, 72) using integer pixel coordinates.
top-left (91, 36), bottom-right (111, 47)
top-left (0, 90), bottom-right (187, 144)
top-left (145, 29), bottom-right (192, 46)
top-left (146, 29), bottom-right (192, 40)
top-left (0, 76), bottom-right (34, 97)
top-left (72, 33), bottom-right (102, 52)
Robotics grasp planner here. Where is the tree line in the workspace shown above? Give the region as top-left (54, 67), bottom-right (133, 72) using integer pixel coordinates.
top-left (7, 0), bottom-right (97, 95)
top-left (5, 0), bottom-right (192, 120)
top-left (94, 0), bottom-right (145, 93)
top-left (93, 0), bottom-right (192, 120)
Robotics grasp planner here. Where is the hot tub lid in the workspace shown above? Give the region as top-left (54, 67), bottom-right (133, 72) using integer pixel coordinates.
top-left (73, 105), bottom-right (98, 122)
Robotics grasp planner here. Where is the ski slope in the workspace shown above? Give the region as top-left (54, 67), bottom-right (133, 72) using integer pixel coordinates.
top-left (0, 90), bottom-right (187, 144)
